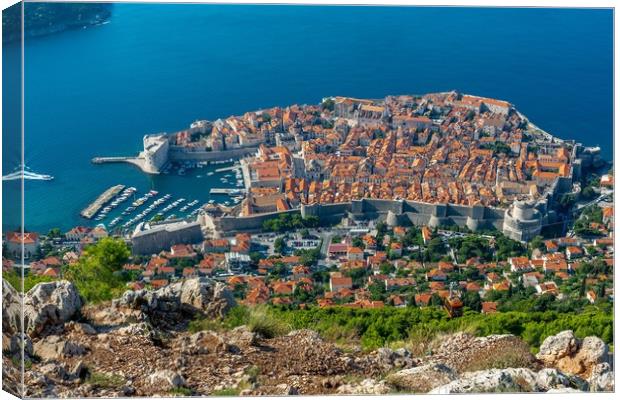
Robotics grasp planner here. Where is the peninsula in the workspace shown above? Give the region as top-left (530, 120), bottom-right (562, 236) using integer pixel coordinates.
top-left (2, 3), bottom-right (112, 43)
top-left (95, 92), bottom-right (603, 242)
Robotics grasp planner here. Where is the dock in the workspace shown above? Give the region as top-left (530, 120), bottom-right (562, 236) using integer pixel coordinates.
top-left (91, 156), bottom-right (160, 174)
top-left (214, 165), bottom-right (241, 173)
top-left (81, 184), bottom-right (125, 219)
top-left (92, 156), bottom-right (140, 164)
top-left (210, 188), bottom-right (246, 195)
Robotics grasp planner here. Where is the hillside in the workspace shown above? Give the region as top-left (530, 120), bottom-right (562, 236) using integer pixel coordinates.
top-left (2, 278), bottom-right (614, 396)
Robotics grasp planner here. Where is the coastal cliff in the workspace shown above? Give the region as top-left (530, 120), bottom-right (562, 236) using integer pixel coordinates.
top-left (2, 279), bottom-right (613, 396)
top-left (2, 3), bottom-right (112, 43)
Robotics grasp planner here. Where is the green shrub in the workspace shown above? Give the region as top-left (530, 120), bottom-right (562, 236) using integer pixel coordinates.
top-left (64, 237), bottom-right (130, 303)
top-left (463, 342), bottom-right (535, 372)
top-left (268, 305), bottom-right (613, 351)
top-left (246, 305), bottom-right (291, 338)
top-left (212, 388), bottom-right (241, 396)
top-left (169, 387), bottom-right (192, 396)
top-left (3, 271), bottom-right (54, 293)
top-left (86, 372), bottom-right (125, 389)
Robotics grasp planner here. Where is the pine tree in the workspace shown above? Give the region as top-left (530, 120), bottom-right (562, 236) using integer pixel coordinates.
top-left (579, 277), bottom-right (587, 298)
top-left (597, 282), bottom-right (606, 299)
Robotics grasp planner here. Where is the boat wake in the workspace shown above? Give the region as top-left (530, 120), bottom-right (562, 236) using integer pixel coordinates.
top-left (2, 165), bottom-right (54, 181)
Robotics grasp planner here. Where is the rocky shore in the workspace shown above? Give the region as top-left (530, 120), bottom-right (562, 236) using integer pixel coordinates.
top-left (2, 278), bottom-right (614, 397)
top-left (2, 3), bottom-right (112, 44)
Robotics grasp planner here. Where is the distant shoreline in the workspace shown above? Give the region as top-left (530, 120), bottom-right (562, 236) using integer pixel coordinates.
top-left (2, 3), bottom-right (113, 44)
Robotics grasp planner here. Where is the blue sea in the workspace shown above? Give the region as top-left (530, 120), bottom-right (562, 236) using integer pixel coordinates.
top-left (2, 5), bottom-right (613, 233)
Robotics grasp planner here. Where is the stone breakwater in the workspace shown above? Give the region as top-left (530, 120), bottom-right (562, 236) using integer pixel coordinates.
top-left (93, 132), bottom-right (259, 175)
top-left (2, 279), bottom-right (614, 397)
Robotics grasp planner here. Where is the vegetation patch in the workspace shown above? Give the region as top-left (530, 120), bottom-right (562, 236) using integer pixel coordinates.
top-left (169, 387), bottom-right (193, 396)
top-left (211, 388), bottom-right (241, 396)
top-left (85, 372), bottom-right (125, 389)
top-left (265, 305), bottom-right (612, 352)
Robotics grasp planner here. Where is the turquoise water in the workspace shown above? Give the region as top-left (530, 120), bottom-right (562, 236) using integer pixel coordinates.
top-left (2, 5), bottom-right (613, 232)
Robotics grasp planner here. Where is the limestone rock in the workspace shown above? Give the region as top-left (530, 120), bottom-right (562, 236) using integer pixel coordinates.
top-left (4, 332), bottom-right (34, 356)
top-left (387, 362), bottom-right (456, 392)
top-left (429, 368), bottom-right (537, 394)
top-left (536, 330), bottom-right (578, 364)
top-left (2, 279), bottom-right (22, 335)
top-left (65, 321), bottom-right (97, 335)
top-left (336, 378), bottom-right (391, 395)
top-left (429, 332), bottom-right (535, 373)
top-left (24, 281), bottom-right (82, 336)
top-left (71, 360), bottom-right (89, 381)
top-left (116, 322), bottom-right (154, 337)
top-left (179, 330), bottom-right (228, 355)
top-left (39, 362), bottom-right (71, 381)
top-left (228, 325), bottom-right (260, 347)
top-left (147, 370), bottom-right (186, 390)
top-left (285, 329), bottom-right (324, 347)
top-left (535, 368), bottom-right (571, 391)
top-left (371, 347), bottom-right (416, 370)
top-left (589, 362), bottom-right (614, 392)
top-left (33, 335), bottom-right (86, 360)
top-left (536, 331), bottom-right (610, 379)
top-left (275, 383), bottom-right (299, 395)
top-left (115, 277), bottom-right (235, 322)
top-left (578, 336), bottom-right (609, 366)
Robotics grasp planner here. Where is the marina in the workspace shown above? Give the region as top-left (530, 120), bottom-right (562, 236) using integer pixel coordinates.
top-left (75, 158), bottom-right (248, 232)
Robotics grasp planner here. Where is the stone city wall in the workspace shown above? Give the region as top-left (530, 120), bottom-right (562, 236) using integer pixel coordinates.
top-left (169, 146), bottom-right (258, 162)
top-left (218, 209), bottom-right (300, 234)
top-left (217, 198), bottom-right (507, 234)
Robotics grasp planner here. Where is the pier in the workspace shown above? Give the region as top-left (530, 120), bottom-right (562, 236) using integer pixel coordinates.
top-left (210, 188), bottom-right (247, 195)
top-left (92, 156), bottom-right (138, 164)
top-left (214, 165), bottom-right (241, 173)
top-left (92, 155), bottom-right (159, 174)
top-left (81, 184), bottom-right (125, 219)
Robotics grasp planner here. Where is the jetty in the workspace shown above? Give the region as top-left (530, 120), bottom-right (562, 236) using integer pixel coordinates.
top-left (92, 156), bottom-right (138, 164)
top-left (214, 165), bottom-right (241, 173)
top-left (81, 184), bottom-right (125, 219)
top-left (91, 155), bottom-right (161, 174)
top-left (210, 188), bottom-right (246, 195)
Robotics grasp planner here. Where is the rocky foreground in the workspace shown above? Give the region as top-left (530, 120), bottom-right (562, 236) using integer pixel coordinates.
top-left (2, 278), bottom-right (614, 397)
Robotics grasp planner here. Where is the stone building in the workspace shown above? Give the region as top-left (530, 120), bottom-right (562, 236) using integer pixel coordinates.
top-left (131, 220), bottom-right (203, 255)
top-left (141, 133), bottom-right (169, 174)
top-left (502, 200), bottom-right (543, 242)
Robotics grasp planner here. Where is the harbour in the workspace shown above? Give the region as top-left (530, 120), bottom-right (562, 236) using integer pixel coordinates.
top-left (76, 158), bottom-right (248, 232)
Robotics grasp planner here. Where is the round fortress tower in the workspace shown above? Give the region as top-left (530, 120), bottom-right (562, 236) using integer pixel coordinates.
top-left (386, 210), bottom-right (399, 228)
top-left (512, 200), bottom-right (536, 220)
top-left (502, 199), bottom-right (542, 242)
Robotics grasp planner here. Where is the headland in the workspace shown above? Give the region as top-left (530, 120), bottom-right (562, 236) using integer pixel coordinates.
top-left (95, 91), bottom-right (604, 242)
